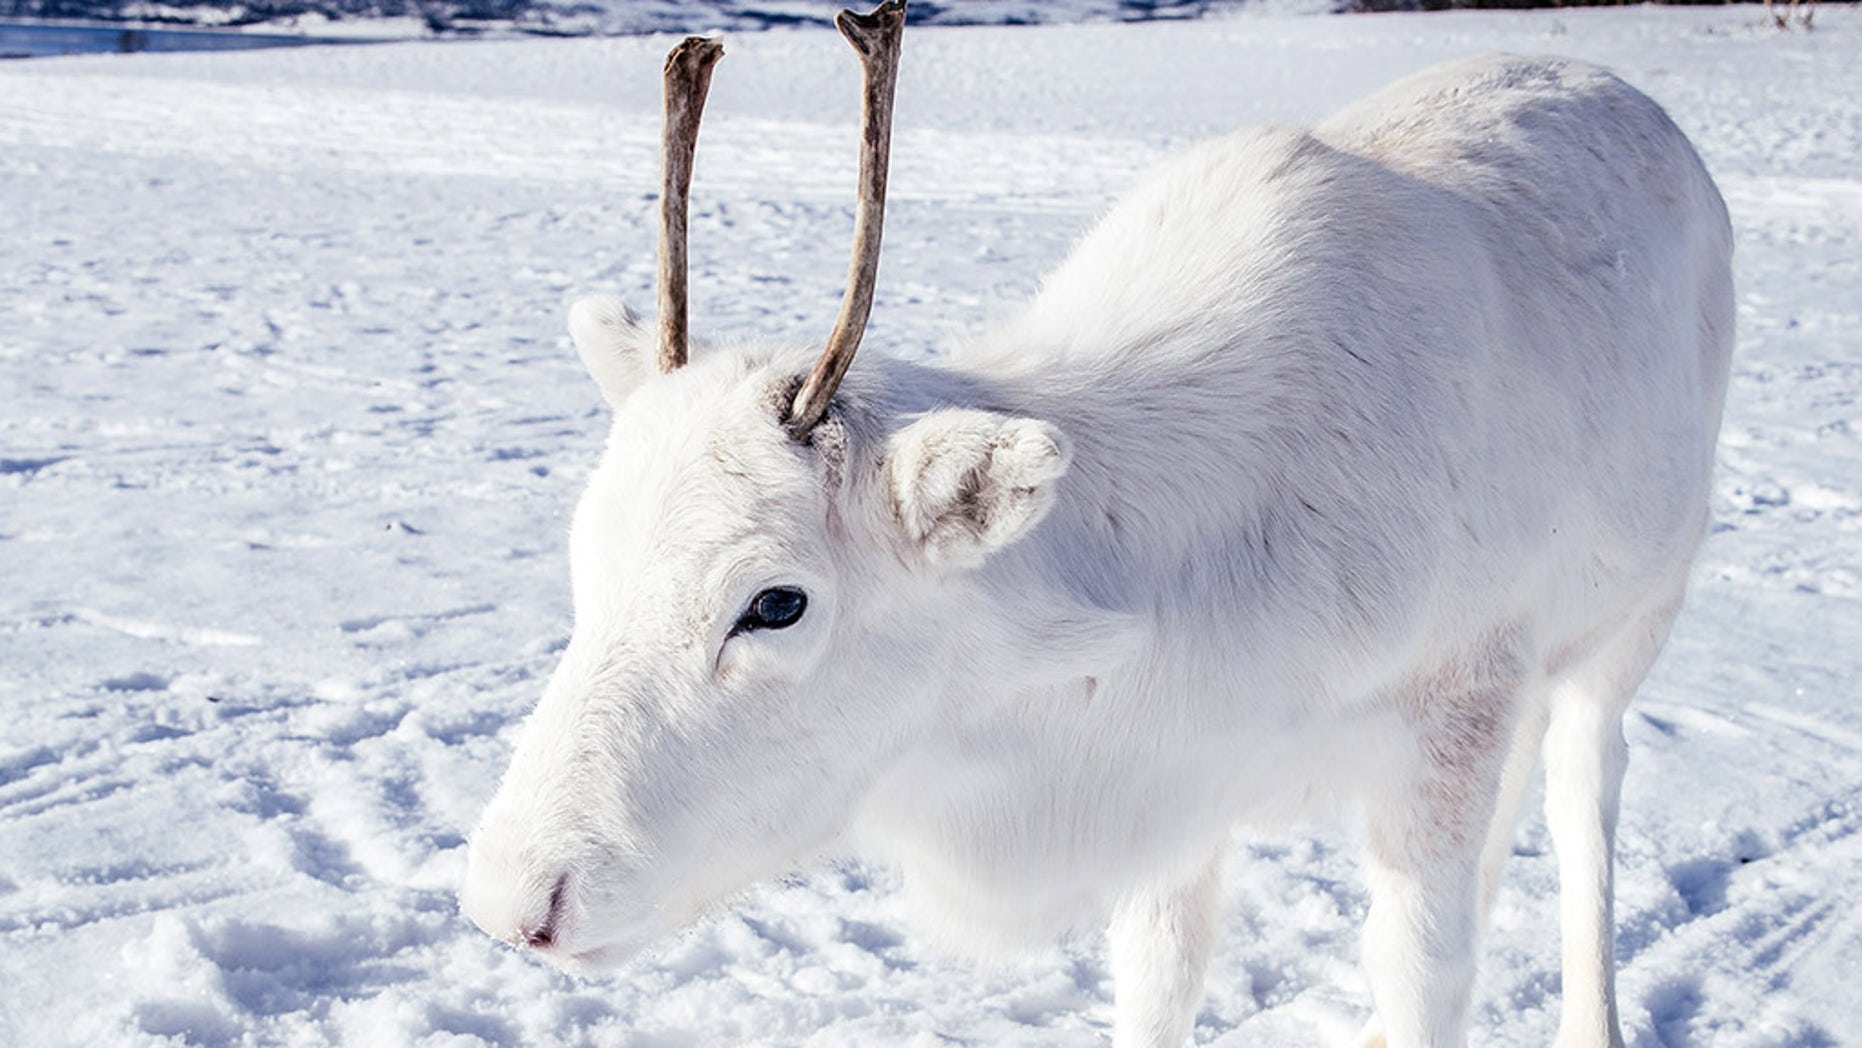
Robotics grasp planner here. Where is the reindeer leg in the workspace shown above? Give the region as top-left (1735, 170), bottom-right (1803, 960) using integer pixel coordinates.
top-left (1359, 664), bottom-right (1520, 1048)
top-left (1543, 595), bottom-right (1680, 1048)
top-left (1109, 848), bottom-right (1225, 1048)
top-left (1355, 697), bottom-right (1540, 1048)
top-left (1543, 685), bottom-right (1629, 1048)
top-left (1480, 689), bottom-right (1550, 926)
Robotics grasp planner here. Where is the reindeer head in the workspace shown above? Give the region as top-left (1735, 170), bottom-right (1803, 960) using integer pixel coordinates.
top-left (459, 2), bottom-right (1132, 970)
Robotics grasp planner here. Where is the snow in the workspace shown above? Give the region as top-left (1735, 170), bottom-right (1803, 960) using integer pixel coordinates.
top-left (2, 5), bottom-right (1859, 1045)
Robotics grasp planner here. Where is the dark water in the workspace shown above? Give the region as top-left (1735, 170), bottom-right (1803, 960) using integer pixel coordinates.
top-left (0, 21), bottom-right (359, 58)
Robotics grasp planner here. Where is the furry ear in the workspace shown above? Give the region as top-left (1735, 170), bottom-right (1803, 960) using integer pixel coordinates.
top-left (568, 295), bottom-right (653, 407)
top-left (887, 408), bottom-right (1073, 571)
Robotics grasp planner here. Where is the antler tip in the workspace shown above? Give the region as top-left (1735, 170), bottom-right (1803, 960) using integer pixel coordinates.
top-left (665, 34), bottom-right (724, 73)
top-left (837, 0), bottom-right (906, 37)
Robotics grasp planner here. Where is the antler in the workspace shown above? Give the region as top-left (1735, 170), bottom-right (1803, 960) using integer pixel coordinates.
top-left (657, 35), bottom-right (724, 374)
top-left (786, 0), bottom-right (907, 439)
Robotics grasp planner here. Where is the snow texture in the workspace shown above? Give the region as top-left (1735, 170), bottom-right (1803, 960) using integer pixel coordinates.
top-left (1, 5), bottom-right (1859, 1045)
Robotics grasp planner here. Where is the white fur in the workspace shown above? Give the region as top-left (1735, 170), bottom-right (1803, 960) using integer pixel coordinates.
top-left (461, 54), bottom-right (1733, 1048)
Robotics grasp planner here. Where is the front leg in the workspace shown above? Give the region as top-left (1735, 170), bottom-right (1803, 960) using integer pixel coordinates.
top-left (1108, 849), bottom-right (1225, 1048)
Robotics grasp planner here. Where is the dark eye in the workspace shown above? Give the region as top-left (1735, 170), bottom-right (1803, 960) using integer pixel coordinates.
top-left (732, 586), bottom-right (808, 635)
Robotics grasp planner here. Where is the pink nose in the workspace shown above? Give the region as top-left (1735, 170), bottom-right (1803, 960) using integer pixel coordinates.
top-left (460, 830), bottom-right (577, 953)
top-left (521, 875), bottom-right (569, 949)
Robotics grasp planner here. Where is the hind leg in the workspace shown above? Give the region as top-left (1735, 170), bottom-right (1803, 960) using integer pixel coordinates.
top-left (1543, 684), bottom-right (1629, 1048)
top-left (1480, 691), bottom-right (1550, 925)
top-left (1358, 735), bottom-right (1508, 1047)
top-left (1109, 847), bottom-right (1225, 1048)
top-left (1357, 689), bottom-right (1547, 1048)
top-left (1357, 644), bottom-right (1532, 1048)
top-left (1543, 596), bottom-right (1685, 1048)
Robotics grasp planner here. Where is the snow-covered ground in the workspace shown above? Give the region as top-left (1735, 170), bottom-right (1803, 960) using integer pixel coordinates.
top-left (2, 5), bottom-right (1859, 1045)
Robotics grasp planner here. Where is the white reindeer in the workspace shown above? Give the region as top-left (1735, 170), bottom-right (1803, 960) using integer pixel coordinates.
top-left (1764, 0), bottom-right (1816, 31)
top-left (461, 4), bottom-right (1734, 1045)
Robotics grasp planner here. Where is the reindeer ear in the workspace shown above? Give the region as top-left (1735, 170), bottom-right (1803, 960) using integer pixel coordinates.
top-left (568, 295), bottom-right (653, 407)
top-left (886, 408), bottom-right (1072, 571)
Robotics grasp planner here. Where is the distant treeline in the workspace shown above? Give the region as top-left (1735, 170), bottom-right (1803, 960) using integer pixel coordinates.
top-left (1352, 0), bottom-right (1756, 9)
top-left (0, 0), bottom-right (529, 28)
top-left (0, 0), bottom-right (1779, 31)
